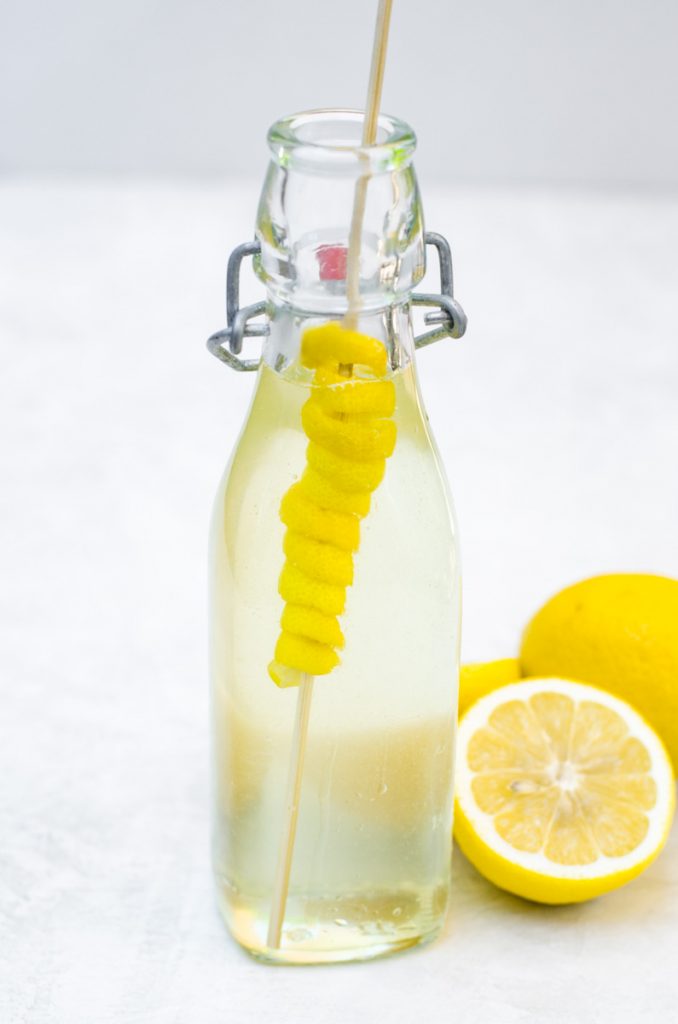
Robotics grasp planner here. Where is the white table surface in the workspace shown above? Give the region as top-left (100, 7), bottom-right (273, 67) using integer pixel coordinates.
top-left (1, 179), bottom-right (677, 1023)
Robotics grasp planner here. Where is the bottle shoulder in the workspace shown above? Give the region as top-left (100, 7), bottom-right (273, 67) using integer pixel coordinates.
top-left (214, 362), bottom-right (457, 543)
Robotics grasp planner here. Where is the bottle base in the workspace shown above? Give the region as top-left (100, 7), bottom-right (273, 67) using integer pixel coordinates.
top-left (246, 932), bottom-right (435, 966)
top-left (216, 879), bottom-right (445, 966)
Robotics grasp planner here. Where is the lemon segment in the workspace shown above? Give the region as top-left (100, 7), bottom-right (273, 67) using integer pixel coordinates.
top-left (455, 678), bottom-right (675, 904)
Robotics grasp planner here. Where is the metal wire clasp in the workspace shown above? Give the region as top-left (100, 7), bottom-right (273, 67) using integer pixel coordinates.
top-left (206, 241), bottom-right (270, 372)
top-left (412, 232), bottom-right (468, 348)
top-left (207, 232), bottom-right (467, 371)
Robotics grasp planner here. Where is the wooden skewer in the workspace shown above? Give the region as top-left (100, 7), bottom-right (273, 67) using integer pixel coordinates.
top-left (266, 0), bottom-right (394, 952)
top-left (266, 673), bottom-right (314, 949)
top-left (346, 0), bottom-right (394, 328)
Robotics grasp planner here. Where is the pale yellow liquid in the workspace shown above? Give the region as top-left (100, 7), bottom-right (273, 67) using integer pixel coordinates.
top-left (209, 359), bottom-right (460, 963)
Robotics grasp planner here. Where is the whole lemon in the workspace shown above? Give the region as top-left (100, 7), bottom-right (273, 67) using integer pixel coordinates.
top-left (458, 658), bottom-right (521, 717)
top-left (520, 574), bottom-right (678, 772)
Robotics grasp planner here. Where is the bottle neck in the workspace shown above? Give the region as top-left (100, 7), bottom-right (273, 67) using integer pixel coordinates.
top-left (256, 112), bottom-right (425, 317)
top-left (260, 299), bottom-right (416, 377)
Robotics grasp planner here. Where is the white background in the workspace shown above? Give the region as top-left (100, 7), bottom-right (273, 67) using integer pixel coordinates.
top-left (1, 0), bottom-right (678, 187)
top-left (1, 1), bottom-right (678, 1021)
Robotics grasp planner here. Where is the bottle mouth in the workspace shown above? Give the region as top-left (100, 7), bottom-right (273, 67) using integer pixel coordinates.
top-left (267, 109), bottom-right (417, 175)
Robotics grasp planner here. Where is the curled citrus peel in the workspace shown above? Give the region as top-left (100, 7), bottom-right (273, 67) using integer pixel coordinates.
top-left (268, 322), bottom-right (396, 687)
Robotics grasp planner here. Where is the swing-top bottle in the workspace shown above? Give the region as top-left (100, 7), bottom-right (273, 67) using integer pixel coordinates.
top-left (208, 109), bottom-right (466, 964)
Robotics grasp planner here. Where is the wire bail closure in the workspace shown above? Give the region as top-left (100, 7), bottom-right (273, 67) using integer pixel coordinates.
top-left (206, 232), bottom-right (467, 371)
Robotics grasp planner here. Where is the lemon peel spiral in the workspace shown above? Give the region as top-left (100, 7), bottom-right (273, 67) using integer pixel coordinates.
top-left (268, 322), bottom-right (396, 687)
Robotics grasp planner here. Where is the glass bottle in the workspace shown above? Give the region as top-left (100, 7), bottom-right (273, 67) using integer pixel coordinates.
top-left (208, 110), bottom-right (466, 965)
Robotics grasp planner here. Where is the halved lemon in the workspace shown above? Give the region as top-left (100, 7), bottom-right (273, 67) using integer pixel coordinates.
top-left (454, 678), bottom-right (675, 903)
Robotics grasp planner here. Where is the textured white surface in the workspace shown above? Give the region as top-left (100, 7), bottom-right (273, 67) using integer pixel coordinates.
top-left (1, 180), bottom-right (677, 1023)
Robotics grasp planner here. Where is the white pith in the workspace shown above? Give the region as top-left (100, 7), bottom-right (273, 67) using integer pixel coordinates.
top-left (455, 678), bottom-right (675, 879)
